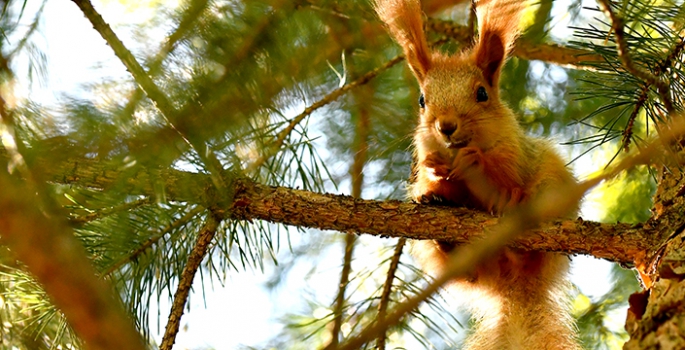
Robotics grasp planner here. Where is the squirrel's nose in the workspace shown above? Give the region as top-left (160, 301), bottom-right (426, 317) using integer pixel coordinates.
top-left (437, 121), bottom-right (456, 136)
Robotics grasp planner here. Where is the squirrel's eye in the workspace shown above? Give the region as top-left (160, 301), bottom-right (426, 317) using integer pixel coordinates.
top-left (419, 93), bottom-right (425, 108)
top-left (476, 86), bottom-right (488, 102)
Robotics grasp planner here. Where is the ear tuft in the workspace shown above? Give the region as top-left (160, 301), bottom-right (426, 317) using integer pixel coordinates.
top-left (476, 32), bottom-right (506, 87)
top-left (473, 0), bottom-right (522, 87)
top-left (375, 0), bottom-right (431, 81)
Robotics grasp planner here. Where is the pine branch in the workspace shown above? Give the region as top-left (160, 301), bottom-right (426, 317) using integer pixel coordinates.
top-left (3, 138), bottom-right (661, 267)
top-left (70, 0), bottom-right (227, 191)
top-left (425, 18), bottom-right (605, 70)
top-left (596, 0), bottom-right (673, 112)
top-left (376, 238), bottom-right (406, 350)
top-left (159, 214), bottom-right (221, 350)
top-left (247, 55), bottom-right (403, 173)
top-left (328, 88), bottom-right (371, 346)
top-left (101, 206), bottom-right (206, 277)
top-left (0, 172), bottom-right (146, 350)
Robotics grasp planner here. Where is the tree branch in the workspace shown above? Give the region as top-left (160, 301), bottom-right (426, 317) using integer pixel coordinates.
top-left (376, 237), bottom-right (406, 350)
top-left (5, 142), bottom-right (659, 267)
top-left (247, 55), bottom-right (403, 173)
top-left (425, 18), bottom-right (606, 70)
top-left (159, 214), bottom-right (221, 350)
top-left (596, 0), bottom-right (673, 112)
top-left (70, 0), bottom-right (227, 191)
top-left (101, 206), bottom-right (206, 277)
top-left (0, 172), bottom-right (145, 350)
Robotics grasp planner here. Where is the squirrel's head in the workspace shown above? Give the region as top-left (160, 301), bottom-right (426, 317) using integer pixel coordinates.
top-left (375, 0), bottom-right (521, 151)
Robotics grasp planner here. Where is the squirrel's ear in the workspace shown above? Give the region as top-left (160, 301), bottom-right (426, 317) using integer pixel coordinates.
top-left (402, 33), bottom-right (431, 81)
top-left (475, 31), bottom-right (506, 87)
top-left (473, 0), bottom-right (521, 87)
top-left (375, 0), bottom-right (431, 81)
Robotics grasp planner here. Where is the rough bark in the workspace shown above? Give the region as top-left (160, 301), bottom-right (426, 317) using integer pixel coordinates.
top-left (3, 142), bottom-right (664, 268)
top-left (624, 166), bottom-right (685, 349)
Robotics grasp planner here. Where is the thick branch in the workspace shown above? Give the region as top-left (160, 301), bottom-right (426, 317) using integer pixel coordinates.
top-left (228, 180), bottom-right (655, 265)
top-left (11, 144), bottom-right (657, 266)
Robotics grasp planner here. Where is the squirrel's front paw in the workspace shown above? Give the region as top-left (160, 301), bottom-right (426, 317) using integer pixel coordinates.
top-left (422, 152), bottom-right (450, 179)
top-left (415, 192), bottom-right (447, 205)
top-left (449, 146), bottom-right (483, 179)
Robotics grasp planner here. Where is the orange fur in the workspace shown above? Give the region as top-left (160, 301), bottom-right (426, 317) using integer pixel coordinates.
top-left (375, 0), bottom-right (580, 349)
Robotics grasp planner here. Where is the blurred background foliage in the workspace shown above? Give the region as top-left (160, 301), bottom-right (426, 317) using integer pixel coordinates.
top-left (0, 0), bottom-right (680, 348)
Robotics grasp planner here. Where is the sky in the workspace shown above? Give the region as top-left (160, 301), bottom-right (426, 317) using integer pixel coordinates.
top-left (10, 0), bottom-right (624, 349)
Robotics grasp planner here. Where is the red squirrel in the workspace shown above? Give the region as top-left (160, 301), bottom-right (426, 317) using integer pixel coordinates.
top-left (374, 0), bottom-right (580, 348)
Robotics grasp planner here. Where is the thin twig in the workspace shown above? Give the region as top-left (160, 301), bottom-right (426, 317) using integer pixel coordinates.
top-left (329, 233), bottom-right (357, 346)
top-left (159, 214), bottom-right (221, 350)
top-left (246, 55), bottom-right (404, 173)
top-left (376, 238), bottom-right (406, 350)
top-left (70, 0), bottom-right (227, 191)
top-left (596, 0), bottom-right (673, 112)
top-left (622, 85), bottom-right (649, 152)
top-left (299, 1), bottom-right (352, 20)
top-left (101, 206), bottom-right (205, 277)
top-left (7, 0), bottom-right (47, 60)
top-left (328, 90), bottom-right (371, 346)
top-left (120, 0), bottom-right (210, 120)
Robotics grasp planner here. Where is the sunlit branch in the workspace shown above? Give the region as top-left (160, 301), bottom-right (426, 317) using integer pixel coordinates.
top-left (1, 138), bottom-right (659, 266)
top-left (70, 0), bottom-right (227, 191)
top-left (596, 0), bottom-right (673, 112)
top-left (159, 214), bottom-right (220, 350)
top-left (246, 54), bottom-right (404, 173)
